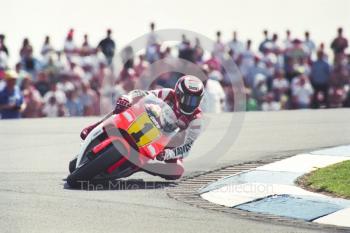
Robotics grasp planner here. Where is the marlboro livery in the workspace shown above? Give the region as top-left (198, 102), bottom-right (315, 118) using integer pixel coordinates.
top-left (67, 95), bottom-right (179, 187)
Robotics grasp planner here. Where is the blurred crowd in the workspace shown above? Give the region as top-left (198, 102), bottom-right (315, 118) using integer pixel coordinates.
top-left (0, 23), bottom-right (349, 119)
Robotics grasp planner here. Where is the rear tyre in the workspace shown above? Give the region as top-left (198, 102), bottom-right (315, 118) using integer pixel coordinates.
top-left (66, 141), bottom-right (125, 188)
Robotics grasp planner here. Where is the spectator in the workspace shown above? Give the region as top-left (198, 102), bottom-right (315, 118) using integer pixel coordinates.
top-left (80, 34), bottom-right (94, 57)
top-left (64, 29), bottom-right (76, 61)
top-left (261, 92), bottom-right (281, 111)
top-left (20, 38), bottom-right (33, 60)
top-left (272, 70), bottom-right (289, 99)
top-left (42, 96), bottom-right (67, 117)
top-left (227, 31), bottom-right (244, 60)
top-left (270, 33), bottom-right (282, 55)
top-left (283, 30), bottom-right (292, 50)
top-left (201, 76), bottom-right (225, 113)
top-left (239, 39), bottom-right (256, 77)
top-left (259, 29), bottom-right (270, 53)
top-left (54, 51), bottom-right (69, 72)
top-left (134, 54), bottom-right (149, 77)
top-left (328, 64), bottom-right (349, 107)
top-left (245, 88), bottom-right (258, 111)
top-left (178, 34), bottom-right (189, 53)
top-left (284, 39), bottom-right (308, 80)
top-left (80, 81), bottom-right (99, 116)
top-left (303, 31), bottom-right (316, 59)
top-left (65, 90), bottom-right (82, 116)
top-left (260, 44), bottom-right (278, 83)
top-left (205, 52), bottom-right (221, 71)
top-left (0, 34), bottom-right (9, 56)
top-left (193, 37), bottom-right (204, 63)
top-left (41, 36), bottom-right (54, 57)
top-left (310, 51), bottom-right (330, 107)
top-left (213, 31), bottom-right (225, 62)
top-left (0, 70), bottom-right (25, 119)
top-left (178, 38), bottom-right (195, 63)
top-left (146, 22), bottom-right (159, 47)
top-left (252, 73), bottom-right (268, 106)
top-left (98, 29), bottom-right (116, 65)
top-left (207, 63), bottom-right (223, 82)
top-left (330, 27), bottom-right (348, 57)
top-left (21, 76), bottom-right (43, 118)
top-left (317, 42), bottom-right (329, 61)
top-left (146, 22), bottom-right (160, 63)
top-left (295, 57), bottom-right (311, 77)
top-left (0, 50), bottom-right (8, 71)
top-left (222, 49), bottom-right (240, 85)
top-left (35, 71), bottom-right (50, 96)
top-left (245, 56), bottom-right (268, 88)
top-left (43, 83), bottom-right (66, 105)
top-left (160, 46), bottom-right (172, 59)
top-left (292, 74), bottom-right (314, 108)
top-left (20, 38), bottom-right (39, 79)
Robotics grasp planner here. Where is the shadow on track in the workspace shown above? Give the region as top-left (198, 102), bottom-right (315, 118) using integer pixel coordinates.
top-left (63, 179), bottom-right (177, 191)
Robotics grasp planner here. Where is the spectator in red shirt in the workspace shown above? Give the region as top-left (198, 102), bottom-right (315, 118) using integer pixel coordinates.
top-left (205, 52), bottom-right (221, 71)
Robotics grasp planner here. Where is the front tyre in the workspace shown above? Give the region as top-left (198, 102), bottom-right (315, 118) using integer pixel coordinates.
top-left (69, 158), bottom-right (77, 173)
top-left (66, 142), bottom-right (124, 188)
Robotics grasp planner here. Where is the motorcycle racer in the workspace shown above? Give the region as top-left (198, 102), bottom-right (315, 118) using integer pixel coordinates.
top-left (80, 75), bottom-right (205, 180)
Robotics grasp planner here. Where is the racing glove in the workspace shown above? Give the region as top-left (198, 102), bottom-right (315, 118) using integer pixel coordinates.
top-left (113, 95), bottom-right (132, 114)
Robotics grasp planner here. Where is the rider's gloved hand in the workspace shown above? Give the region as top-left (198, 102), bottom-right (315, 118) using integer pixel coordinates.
top-left (114, 96), bottom-right (132, 114)
top-left (156, 149), bottom-right (177, 161)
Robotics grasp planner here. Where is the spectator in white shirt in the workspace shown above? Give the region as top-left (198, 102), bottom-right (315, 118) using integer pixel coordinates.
top-left (227, 31), bottom-right (244, 60)
top-left (261, 92), bottom-right (281, 111)
top-left (272, 70), bottom-right (289, 99)
top-left (41, 36), bottom-right (54, 57)
top-left (283, 29), bottom-right (292, 50)
top-left (303, 31), bottom-right (316, 59)
top-left (43, 83), bottom-right (67, 105)
top-left (42, 96), bottom-right (67, 117)
top-left (213, 31), bottom-right (225, 62)
top-left (201, 76), bottom-right (225, 113)
top-left (63, 29), bottom-right (76, 61)
top-left (146, 22), bottom-right (160, 63)
top-left (292, 74), bottom-right (314, 108)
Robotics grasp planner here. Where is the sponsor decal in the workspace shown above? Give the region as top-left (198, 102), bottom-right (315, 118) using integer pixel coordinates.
top-left (174, 141), bottom-right (193, 156)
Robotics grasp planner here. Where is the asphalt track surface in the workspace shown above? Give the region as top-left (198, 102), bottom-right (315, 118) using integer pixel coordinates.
top-left (1, 109), bottom-right (350, 233)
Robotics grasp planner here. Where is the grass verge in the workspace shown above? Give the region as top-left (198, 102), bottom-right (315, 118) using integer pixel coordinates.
top-left (296, 160), bottom-right (350, 199)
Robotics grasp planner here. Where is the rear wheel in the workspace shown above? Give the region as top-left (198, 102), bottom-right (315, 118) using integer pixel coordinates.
top-left (66, 141), bottom-right (126, 188)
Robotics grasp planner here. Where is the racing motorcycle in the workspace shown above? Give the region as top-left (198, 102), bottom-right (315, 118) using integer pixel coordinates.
top-left (66, 95), bottom-right (179, 188)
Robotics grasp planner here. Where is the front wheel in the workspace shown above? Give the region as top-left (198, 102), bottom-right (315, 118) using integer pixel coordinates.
top-left (66, 142), bottom-right (124, 188)
top-left (69, 158), bottom-right (77, 173)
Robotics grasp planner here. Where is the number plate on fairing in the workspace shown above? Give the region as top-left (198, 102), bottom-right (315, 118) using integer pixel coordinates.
top-left (127, 113), bottom-right (161, 147)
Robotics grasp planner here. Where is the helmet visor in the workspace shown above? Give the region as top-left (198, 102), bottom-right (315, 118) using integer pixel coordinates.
top-left (179, 94), bottom-right (202, 114)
